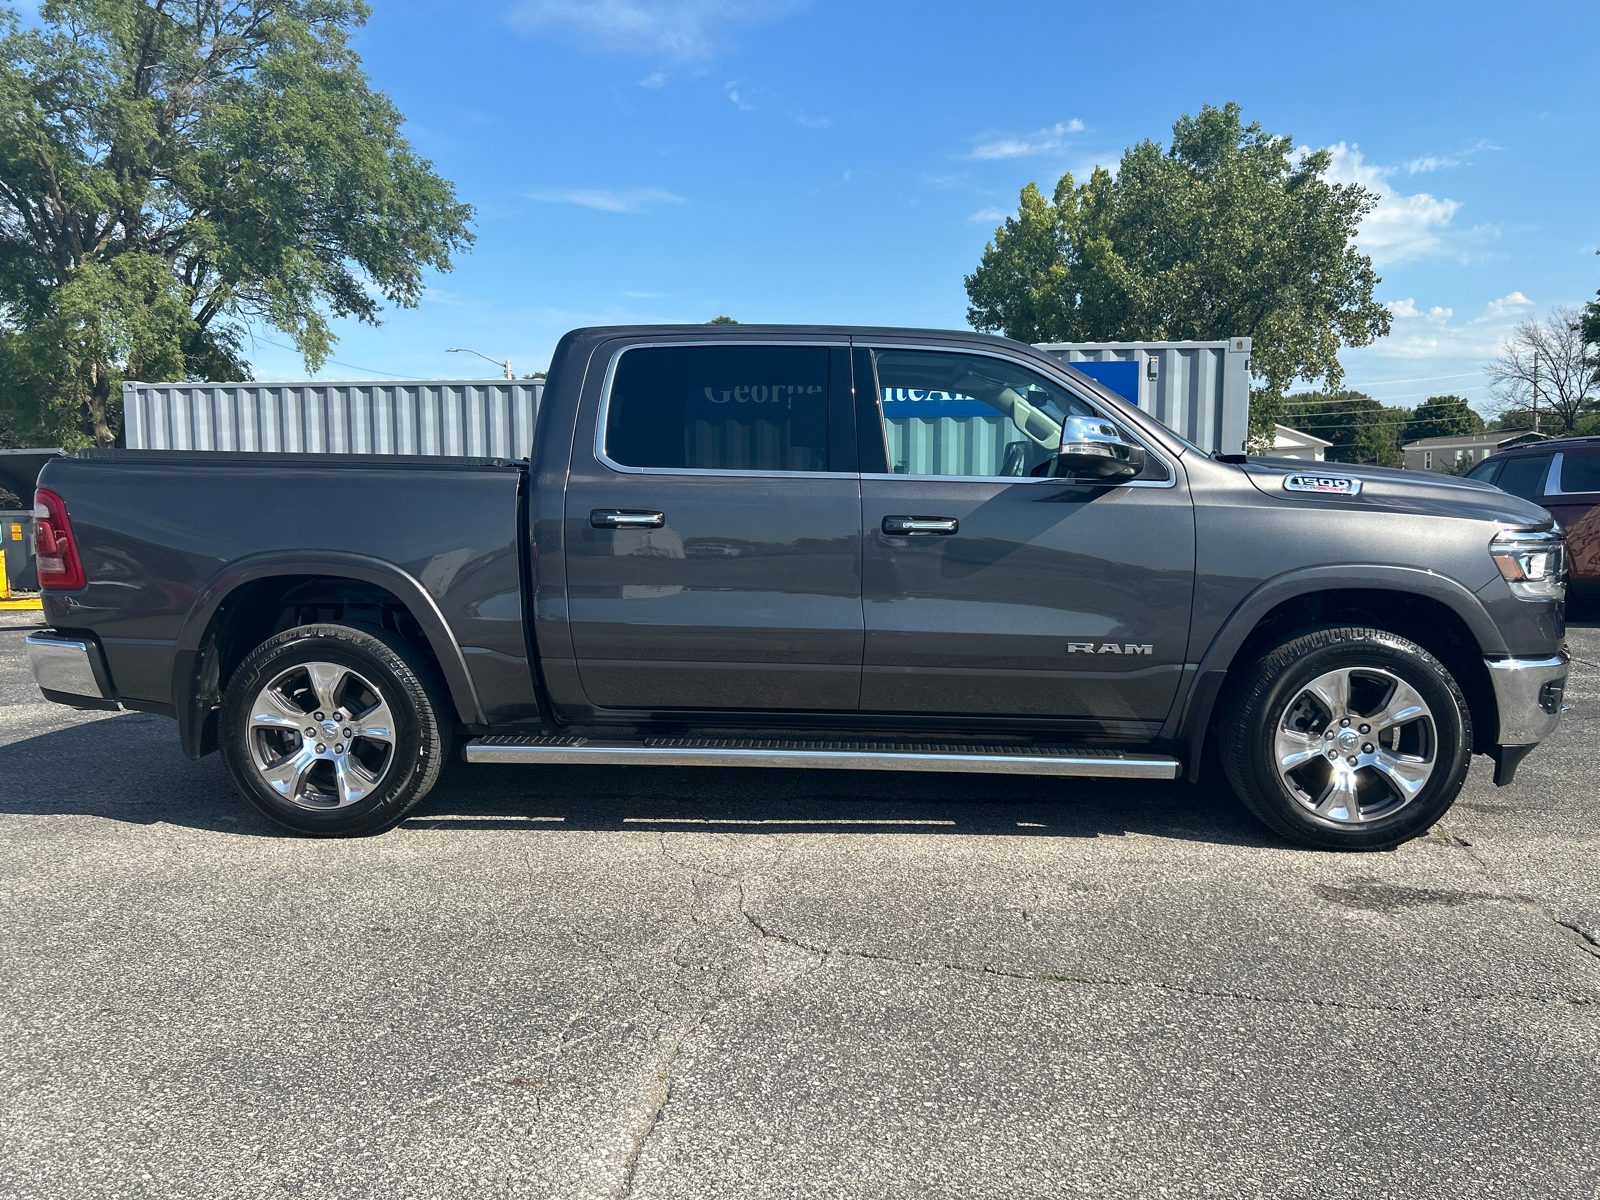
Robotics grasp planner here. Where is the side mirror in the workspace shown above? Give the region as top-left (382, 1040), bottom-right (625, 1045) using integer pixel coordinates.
top-left (1056, 415), bottom-right (1146, 482)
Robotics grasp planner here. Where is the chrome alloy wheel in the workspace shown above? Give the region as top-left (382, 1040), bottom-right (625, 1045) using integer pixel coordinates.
top-left (1272, 667), bottom-right (1437, 824)
top-left (246, 662), bottom-right (397, 810)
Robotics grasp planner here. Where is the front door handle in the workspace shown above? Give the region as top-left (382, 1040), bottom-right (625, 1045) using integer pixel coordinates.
top-left (882, 515), bottom-right (959, 536)
top-left (591, 509), bottom-right (665, 529)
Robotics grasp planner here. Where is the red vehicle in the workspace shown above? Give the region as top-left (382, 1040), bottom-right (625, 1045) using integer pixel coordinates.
top-left (1469, 436), bottom-right (1600, 606)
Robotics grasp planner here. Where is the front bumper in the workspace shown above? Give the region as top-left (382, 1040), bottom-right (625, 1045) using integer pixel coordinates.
top-left (1485, 652), bottom-right (1569, 746)
top-left (25, 631), bottom-right (119, 711)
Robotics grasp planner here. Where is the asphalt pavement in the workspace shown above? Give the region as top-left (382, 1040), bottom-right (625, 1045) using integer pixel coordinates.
top-left (2, 607), bottom-right (1598, 1199)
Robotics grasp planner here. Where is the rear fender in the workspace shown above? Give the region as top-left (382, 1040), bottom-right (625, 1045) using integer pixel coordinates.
top-left (172, 551), bottom-right (484, 759)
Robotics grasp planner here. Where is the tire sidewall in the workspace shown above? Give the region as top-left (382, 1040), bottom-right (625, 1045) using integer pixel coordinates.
top-left (220, 626), bottom-right (440, 836)
top-left (1240, 634), bottom-right (1470, 848)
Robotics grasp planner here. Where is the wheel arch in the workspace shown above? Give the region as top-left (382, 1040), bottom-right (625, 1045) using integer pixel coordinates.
top-left (172, 551), bottom-right (484, 760)
top-left (1170, 566), bottom-right (1504, 781)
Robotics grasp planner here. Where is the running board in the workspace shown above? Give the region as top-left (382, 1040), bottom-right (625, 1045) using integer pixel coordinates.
top-left (464, 735), bottom-right (1181, 779)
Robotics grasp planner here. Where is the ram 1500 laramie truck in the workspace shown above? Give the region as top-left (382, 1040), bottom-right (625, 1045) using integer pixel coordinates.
top-left (24, 325), bottom-right (1570, 848)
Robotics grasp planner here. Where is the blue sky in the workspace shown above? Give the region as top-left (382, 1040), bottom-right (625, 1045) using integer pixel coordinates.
top-left (231, 0), bottom-right (1600, 415)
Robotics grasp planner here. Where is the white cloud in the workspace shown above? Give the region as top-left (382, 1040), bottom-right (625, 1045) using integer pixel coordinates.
top-left (968, 120), bottom-right (1084, 161)
top-left (1370, 292), bottom-right (1535, 360)
top-left (508, 0), bottom-right (801, 58)
top-left (1317, 143), bottom-right (1465, 265)
top-left (1312, 141), bottom-right (1511, 266)
top-left (1477, 291), bottom-right (1534, 322)
top-left (968, 207), bottom-right (1006, 223)
top-left (637, 71), bottom-right (669, 87)
top-left (524, 187), bottom-right (687, 214)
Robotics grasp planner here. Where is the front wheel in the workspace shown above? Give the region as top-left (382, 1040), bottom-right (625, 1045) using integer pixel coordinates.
top-left (1219, 627), bottom-right (1473, 850)
top-left (219, 623), bottom-right (448, 836)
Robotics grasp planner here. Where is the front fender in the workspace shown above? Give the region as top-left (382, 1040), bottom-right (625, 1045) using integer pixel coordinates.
top-left (1166, 564), bottom-right (1507, 781)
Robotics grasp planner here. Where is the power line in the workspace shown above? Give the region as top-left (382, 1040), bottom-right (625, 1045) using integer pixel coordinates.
top-left (247, 334), bottom-right (430, 381)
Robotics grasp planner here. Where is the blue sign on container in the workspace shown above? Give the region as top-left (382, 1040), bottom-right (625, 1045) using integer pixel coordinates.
top-left (1068, 360), bottom-right (1140, 406)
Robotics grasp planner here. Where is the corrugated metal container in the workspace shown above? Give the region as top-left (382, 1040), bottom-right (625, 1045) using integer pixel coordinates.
top-left (123, 379), bottom-right (543, 458)
top-left (1035, 338), bottom-right (1252, 454)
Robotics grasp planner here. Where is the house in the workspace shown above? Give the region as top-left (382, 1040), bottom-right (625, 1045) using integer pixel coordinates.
top-left (1401, 431), bottom-right (1548, 473)
top-left (1269, 424), bottom-right (1332, 461)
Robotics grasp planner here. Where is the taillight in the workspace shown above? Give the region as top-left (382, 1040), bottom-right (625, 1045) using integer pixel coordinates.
top-left (32, 488), bottom-right (86, 590)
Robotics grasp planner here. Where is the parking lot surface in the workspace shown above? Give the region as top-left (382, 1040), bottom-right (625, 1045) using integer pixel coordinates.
top-left (2, 608), bottom-right (1598, 1199)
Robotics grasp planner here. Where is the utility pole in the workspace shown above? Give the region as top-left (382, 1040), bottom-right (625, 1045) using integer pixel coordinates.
top-left (1532, 346), bottom-right (1540, 434)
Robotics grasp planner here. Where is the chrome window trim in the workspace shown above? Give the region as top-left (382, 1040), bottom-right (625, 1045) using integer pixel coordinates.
top-left (859, 341), bottom-right (1178, 489)
top-left (860, 471), bottom-right (1177, 490)
top-left (594, 339), bottom-right (853, 479)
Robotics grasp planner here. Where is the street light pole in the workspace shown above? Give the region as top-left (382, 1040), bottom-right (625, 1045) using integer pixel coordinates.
top-left (447, 347), bottom-right (513, 380)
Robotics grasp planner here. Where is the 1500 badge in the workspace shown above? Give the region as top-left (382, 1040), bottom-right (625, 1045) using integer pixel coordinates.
top-left (1067, 643), bottom-right (1154, 655)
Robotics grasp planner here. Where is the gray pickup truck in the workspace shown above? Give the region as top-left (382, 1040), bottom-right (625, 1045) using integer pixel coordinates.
top-left (24, 325), bottom-right (1570, 849)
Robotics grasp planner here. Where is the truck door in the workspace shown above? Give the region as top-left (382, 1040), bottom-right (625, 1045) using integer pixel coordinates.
top-left (564, 340), bottom-right (862, 711)
top-left (856, 346), bottom-right (1195, 729)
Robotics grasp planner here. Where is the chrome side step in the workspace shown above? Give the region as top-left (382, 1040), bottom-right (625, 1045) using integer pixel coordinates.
top-left (464, 736), bottom-right (1181, 780)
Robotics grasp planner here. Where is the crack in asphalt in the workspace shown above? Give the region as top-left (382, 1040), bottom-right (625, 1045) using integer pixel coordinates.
top-left (1437, 819), bottom-right (1600, 964)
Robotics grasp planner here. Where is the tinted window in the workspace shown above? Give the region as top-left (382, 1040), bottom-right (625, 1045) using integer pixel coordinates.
top-left (1559, 451), bottom-right (1600, 494)
top-left (871, 349), bottom-right (1163, 480)
top-left (1467, 459), bottom-right (1501, 484)
top-left (1495, 454), bottom-right (1553, 499)
top-left (605, 345), bottom-right (832, 472)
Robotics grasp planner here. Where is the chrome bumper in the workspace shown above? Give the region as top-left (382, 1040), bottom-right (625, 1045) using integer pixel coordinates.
top-left (25, 631), bottom-right (118, 711)
top-left (1485, 653), bottom-right (1569, 745)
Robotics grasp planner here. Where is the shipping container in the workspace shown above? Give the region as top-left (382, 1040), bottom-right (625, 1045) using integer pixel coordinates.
top-left (122, 379), bottom-right (544, 458)
top-left (1035, 338), bottom-right (1252, 455)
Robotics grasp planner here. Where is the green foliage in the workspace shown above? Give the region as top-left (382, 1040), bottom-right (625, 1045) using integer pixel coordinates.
top-left (1248, 388), bottom-right (1285, 454)
top-left (1401, 394), bottom-right (1484, 444)
top-left (965, 102), bottom-right (1391, 429)
top-left (707, 315), bottom-right (739, 324)
top-left (1487, 408), bottom-right (1538, 433)
top-left (0, 0), bottom-right (474, 445)
top-left (1280, 390), bottom-right (1409, 466)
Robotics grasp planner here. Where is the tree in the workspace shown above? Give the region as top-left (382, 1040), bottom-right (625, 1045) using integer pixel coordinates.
top-left (1401, 394), bottom-right (1483, 444)
top-left (707, 315), bottom-right (739, 324)
top-left (0, 0), bottom-right (473, 447)
top-left (1280, 390), bottom-right (1408, 466)
top-left (1582, 252), bottom-right (1599, 393)
top-left (1485, 307), bottom-right (1596, 436)
top-left (964, 103), bottom-right (1392, 451)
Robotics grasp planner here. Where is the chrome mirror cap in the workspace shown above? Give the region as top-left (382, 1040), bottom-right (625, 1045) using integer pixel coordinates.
top-left (1057, 416), bottom-right (1145, 481)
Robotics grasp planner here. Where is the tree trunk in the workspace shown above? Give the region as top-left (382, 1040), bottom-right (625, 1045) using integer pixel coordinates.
top-left (88, 359), bottom-right (116, 447)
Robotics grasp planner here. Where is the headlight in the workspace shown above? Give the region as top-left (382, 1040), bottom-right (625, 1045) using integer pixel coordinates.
top-left (1490, 528), bottom-right (1566, 602)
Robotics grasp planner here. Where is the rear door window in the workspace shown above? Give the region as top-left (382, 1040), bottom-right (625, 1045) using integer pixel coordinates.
top-left (1494, 454), bottom-right (1553, 499)
top-left (1558, 451), bottom-right (1600, 494)
top-left (604, 344), bottom-right (835, 473)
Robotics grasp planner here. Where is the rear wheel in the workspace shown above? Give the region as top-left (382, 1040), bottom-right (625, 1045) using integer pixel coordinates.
top-left (219, 623), bottom-right (447, 836)
top-left (1219, 627), bottom-right (1472, 850)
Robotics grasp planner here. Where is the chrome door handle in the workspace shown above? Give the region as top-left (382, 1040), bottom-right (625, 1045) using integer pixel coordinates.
top-left (591, 509), bottom-right (665, 529)
top-left (882, 515), bottom-right (959, 536)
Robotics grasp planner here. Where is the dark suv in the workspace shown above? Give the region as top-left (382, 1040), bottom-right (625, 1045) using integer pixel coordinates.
top-left (1469, 437), bottom-right (1600, 605)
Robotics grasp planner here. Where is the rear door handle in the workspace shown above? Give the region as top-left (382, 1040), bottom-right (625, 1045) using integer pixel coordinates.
top-left (591, 509), bottom-right (665, 529)
top-left (882, 515), bottom-right (959, 536)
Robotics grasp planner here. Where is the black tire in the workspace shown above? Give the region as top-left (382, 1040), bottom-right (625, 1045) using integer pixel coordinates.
top-left (219, 623), bottom-right (448, 836)
top-left (1218, 626), bottom-right (1473, 850)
